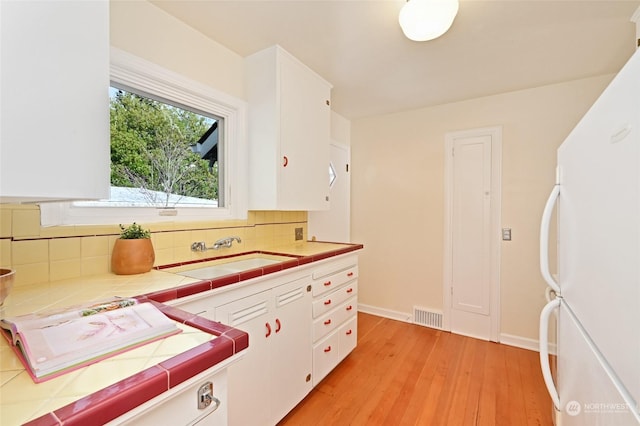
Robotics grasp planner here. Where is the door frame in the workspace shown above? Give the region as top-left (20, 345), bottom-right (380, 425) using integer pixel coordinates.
top-left (443, 126), bottom-right (502, 342)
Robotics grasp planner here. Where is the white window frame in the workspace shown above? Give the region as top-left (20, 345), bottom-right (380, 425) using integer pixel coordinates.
top-left (40, 48), bottom-right (248, 226)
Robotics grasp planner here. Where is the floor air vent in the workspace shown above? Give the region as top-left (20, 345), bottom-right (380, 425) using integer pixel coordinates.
top-left (413, 307), bottom-right (443, 330)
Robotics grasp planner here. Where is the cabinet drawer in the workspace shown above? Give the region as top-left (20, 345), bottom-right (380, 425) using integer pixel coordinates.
top-left (311, 265), bottom-right (358, 297)
top-left (114, 368), bottom-right (227, 425)
top-left (312, 281), bottom-right (358, 318)
top-left (312, 332), bottom-right (341, 385)
top-left (312, 297), bottom-right (357, 342)
top-left (339, 316), bottom-right (357, 357)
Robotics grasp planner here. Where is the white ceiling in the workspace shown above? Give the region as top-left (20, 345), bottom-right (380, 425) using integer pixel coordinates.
top-left (151, 0), bottom-right (640, 119)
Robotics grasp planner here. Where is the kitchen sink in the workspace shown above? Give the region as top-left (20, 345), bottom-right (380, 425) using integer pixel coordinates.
top-left (171, 254), bottom-right (293, 280)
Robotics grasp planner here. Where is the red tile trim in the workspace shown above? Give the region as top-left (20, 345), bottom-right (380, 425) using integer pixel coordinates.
top-left (210, 274), bottom-right (240, 289)
top-left (176, 280), bottom-right (212, 298)
top-left (22, 413), bottom-right (60, 426)
top-left (159, 338), bottom-right (234, 388)
top-left (52, 366), bottom-right (168, 426)
top-left (143, 288), bottom-right (178, 303)
top-left (184, 315), bottom-right (234, 336)
top-left (221, 328), bottom-right (250, 352)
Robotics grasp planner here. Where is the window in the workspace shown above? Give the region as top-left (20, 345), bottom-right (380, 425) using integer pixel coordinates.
top-left (108, 85), bottom-right (221, 208)
top-left (40, 48), bottom-right (247, 226)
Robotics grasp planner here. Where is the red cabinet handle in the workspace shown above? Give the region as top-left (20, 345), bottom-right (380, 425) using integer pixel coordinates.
top-left (324, 299), bottom-right (332, 305)
top-left (324, 281), bottom-right (331, 287)
top-left (275, 318), bottom-right (281, 333)
top-left (347, 272), bottom-right (354, 277)
top-left (346, 329), bottom-right (353, 336)
top-left (324, 319), bottom-right (332, 325)
top-left (346, 305), bottom-right (353, 311)
top-left (324, 346), bottom-right (332, 353)
top-left (265, 322), bottom-right (272, 338)
top-left (346, 288), bottom-right (353, 293)
top-left (283, 156), bottom-right (288, 167)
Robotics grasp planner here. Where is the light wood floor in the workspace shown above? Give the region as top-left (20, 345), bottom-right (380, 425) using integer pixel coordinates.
top-left (279, 312), bottom-right (553, 426)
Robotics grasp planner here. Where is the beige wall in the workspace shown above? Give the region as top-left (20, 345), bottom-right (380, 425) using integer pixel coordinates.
top-left (110, 0), bottom-right (244, 99)
top-left (351, 74), bottom-right (614, 341)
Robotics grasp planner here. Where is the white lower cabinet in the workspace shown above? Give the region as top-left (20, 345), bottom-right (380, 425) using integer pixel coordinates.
top-left (311, 257), bottom-right (359, 386)
top-left (110, 364), bottom-right (230, 426)
top-left (165, 253), bottom-right (359, 425)
top-left (313, 316), bottom-right (357, 384)
top-left (215, 276), bottom-right (312, 425)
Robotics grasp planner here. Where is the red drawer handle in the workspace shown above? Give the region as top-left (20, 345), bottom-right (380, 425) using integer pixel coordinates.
top-left (275, 318), bottom-right (281, 333)
top-left (346, 305), bottom-right (353, 311)
top-left (346, 329), bottom-right (353, 336)
top-left (347, 272), bottom-right (354, 277)
top-left (324, 299), bottom-right (332, 305)
top-left (283, 156), bottom-right (288, 167)
top-left (324, 281), bottom-right (332, 287)
top-left (346, 288), bottom-right (353, 293)
top-left (324, 319), bottom-right (332, 325)
top-left (324, 346), bottom-right (332, 353)
top-left (265, 322), bottom-right (272, 338)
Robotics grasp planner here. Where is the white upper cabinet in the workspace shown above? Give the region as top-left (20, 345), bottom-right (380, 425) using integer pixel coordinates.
top-left (0, 0), bottom-right (110, 203)
top-left (245, 46), bottom-right (331, 211)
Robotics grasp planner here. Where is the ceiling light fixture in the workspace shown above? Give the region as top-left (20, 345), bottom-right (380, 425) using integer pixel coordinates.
top-left (399, 0), bottom-right (459, 42)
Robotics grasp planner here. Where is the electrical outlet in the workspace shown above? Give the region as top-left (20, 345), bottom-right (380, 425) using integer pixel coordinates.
top-left (502, 228), bottom-right (512, 241)
top-left (295, 227), bottom-right (304, 241)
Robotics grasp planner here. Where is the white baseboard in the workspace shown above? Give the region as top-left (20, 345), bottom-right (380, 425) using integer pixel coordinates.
top-left (358, 303), bottom-right (412, 323)
top-left (500, 333), bottom-right (557, 355)
top-left (358, 304), bottom-right (557, 355)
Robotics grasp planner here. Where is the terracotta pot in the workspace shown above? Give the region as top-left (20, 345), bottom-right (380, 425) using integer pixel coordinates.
top-left (111, 239), bottom-right (155, 275)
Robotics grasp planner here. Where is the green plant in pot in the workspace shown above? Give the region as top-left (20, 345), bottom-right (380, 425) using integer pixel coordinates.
top-left (111, 223), bottom-right (155, 275)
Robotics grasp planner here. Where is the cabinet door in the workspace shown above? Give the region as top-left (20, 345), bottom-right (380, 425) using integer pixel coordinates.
top-left (246, 45), bottom-right (331, 211)
top-left (215, 290), bottom-right (272, 426)
top-left (278, 53), bottom-right (331, 211)
top-left (270, 278), bottom-right (312, 423)
top-left (0, 0), bottom-right (110, 202)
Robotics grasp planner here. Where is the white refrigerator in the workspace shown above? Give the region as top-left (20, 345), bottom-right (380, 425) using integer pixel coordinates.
top-left (539, 48), bottom-right (640, 425)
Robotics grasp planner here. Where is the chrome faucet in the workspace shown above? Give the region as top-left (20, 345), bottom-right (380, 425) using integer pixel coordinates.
top-left (191, 236), bottom-right (242, 252)
top-left (213, 236), bottom-right (241, 249)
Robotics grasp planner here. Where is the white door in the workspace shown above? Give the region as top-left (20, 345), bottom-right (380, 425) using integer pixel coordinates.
top-left (444, 127), bottom-right (501, 342)
top-left (308, 142), bottom-right (351, 242)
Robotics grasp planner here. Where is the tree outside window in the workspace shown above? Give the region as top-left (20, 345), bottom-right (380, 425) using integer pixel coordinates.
top-left (109, 87), bottom-right (221, 207)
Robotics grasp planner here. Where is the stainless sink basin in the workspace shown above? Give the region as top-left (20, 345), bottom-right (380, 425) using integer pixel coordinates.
top-left (172, 254), bottom-right (292, 280)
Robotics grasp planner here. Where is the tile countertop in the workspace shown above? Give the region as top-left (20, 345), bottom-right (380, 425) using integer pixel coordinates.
top-left (0, 241), bottom-right (363, 426)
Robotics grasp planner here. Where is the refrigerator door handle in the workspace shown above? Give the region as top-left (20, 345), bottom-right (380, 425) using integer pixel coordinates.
top-left (539, 297), bottom-right (561, 410)
top-left (540, 184), bottom-right (560, 294)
